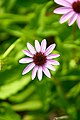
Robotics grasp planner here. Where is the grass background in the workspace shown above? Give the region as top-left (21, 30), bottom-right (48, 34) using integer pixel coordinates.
top-left (0, 0), bottom-right (80, 120)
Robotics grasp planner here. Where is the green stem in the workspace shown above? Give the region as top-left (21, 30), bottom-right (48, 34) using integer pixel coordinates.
top-left (2, 38), bottom-right (21, 59)
top-left (51, 74), bottom-right (69, 108)
top-left (51, 74), bottom-right (64, 96)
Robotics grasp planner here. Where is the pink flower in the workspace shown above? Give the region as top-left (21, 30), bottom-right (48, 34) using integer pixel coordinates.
top-left (19, 39), bottom-right (60, 81)
top-left (54, 0), bottom-right (80, 28)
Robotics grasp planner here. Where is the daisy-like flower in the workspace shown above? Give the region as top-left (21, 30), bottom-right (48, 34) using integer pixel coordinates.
top-left (19, 39), bottom-right (60, 81)
top-left (54, 0), bottom-right (80, 28)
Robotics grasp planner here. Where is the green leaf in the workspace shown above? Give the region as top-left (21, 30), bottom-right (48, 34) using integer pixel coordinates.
top-left (0, 103), bottom-right (21, 120)
top-left (9, 84), bottom-right (35, 103)
top-left (67, 83), bottom-right (80, 98)
top-left (12, 100), bottom-right (43, 111)
top-left (0, 75), bottom-right (31, 99)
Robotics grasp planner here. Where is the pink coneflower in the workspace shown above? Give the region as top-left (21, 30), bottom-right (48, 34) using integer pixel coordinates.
top-left (54, 0), bottom-right (80, 28)
top-left (19, 39), bottom-right (60, 81)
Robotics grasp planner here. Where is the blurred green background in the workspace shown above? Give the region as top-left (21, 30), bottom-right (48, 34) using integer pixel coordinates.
top-left (0, 0), bottom-right (80, 120)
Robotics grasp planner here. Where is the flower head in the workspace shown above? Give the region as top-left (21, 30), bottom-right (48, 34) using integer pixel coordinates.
top-left (19, 39), bottom-right (60, 81)
top-left (54, 0), bottom-right (80, 28)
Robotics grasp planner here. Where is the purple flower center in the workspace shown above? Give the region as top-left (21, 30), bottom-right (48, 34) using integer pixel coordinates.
top-left (33, 52), bottom-right (46, 66)
top-left (72, 1), bottom-right (80, 13)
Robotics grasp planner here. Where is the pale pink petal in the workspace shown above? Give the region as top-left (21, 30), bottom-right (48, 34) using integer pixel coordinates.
top-left (35, 40), bottom-right (41, 52)
top-left (38, 66), bottom-right (42, 81)
top-left (77, 16), bottom-right (80, 29)
top-left (32, 66), bottom-right (38, 80)
top-left (60, 11), bottom-right (74, 23)
top-left (66, 0), bottom-right (76, 4)
top-left (54, 0), bottom-right (71, 7)
top-left (68, 13), bottom-right (78, 26)
top-left (22, 63), bottom-right (35, 75)
top-left (54, 7), bottom-right (72, 14)
top-left (47, 54), bottom-right (60, 59)
top-left (45, 63), bottom-right (56, 71)
top-left (45, 43), bottom-right (56, 56)
top-left (41, 39), bottom-right (47, 53)
top-left (27, 43), bottom-right (36, 54)
top-left (47, 60), bottom-right (60, 65)
top-left (19, 58), bottom-right (33, 63)
top-left (42, 66), bottom-right (51, 78)
top-left (23, 50), bottom-right (33, 57)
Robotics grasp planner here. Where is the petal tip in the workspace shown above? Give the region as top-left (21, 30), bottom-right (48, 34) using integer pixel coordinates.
top-left (38, 78), bottom-right (42, 81)
top-left (54, 43), bottom-right (56, 46)
top-left (53, 9), bottom-right (57, 13)
top-left (22, 72), bottom-right (25, 75)
top-left (53, 68), bottom-right (56, 71)
top-left (35, 39), bottom-right (38, 42)
top-left (57, 54), bottom-right (60, 57)
top-left (19, 60), bottom-right (21, 63)
top-left (49, 74), bottom-right (51, 78)
top-left (27, 42), bottom-right (30, 47)
top-left (22, 50), bottom-right (26, 53)
top-left (59, 20), bottom-right (63, 24)
top-left (58, 62), bottom-right (60, 65)
top-left (32, 78), bottom-right (34, 80)
top-left (42, 39), bottom-right (46, 43)
top-left (27, 42), bottom-right (29, 45)
top-left (68, 22), bottom-right (71, 26)
top-left (52, 43), bottom-right (56, 48)
top-left (59, 18), bottom-right (64, 24)
top-left (32, 75), bottom-right (35, 80)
